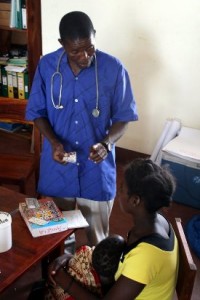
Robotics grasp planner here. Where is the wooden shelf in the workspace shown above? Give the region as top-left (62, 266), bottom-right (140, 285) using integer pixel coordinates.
top-left (0, 97), bottom-right (27, 105)
top-left (0, 98), bottom-right (30, 124)
top-left (0, 25), bottom-right (27, 32)
top-left (0, 97), bottom-right (28, 110)
top-left (0, 0), bottom-right (42, 87)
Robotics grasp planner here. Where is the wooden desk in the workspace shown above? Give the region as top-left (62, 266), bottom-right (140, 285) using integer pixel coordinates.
top-left (0, 187), bottom-right (74, 293)
top-left (0, 186), bottom-right (26, 213)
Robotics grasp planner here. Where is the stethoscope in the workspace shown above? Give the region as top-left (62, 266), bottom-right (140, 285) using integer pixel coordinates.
top-left (51, 50), bottom-right (100, 117)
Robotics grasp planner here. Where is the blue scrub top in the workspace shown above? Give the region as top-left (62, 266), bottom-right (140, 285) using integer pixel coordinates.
top-left (26, 48), bottom-right (138, 201)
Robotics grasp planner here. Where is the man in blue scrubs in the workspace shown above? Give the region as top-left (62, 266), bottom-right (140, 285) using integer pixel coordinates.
top-left (26, 11), bottom-right (138, 247)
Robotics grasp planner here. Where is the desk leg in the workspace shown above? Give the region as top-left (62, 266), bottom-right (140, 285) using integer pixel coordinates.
top-left (41, 244), bottom-right (64, 279)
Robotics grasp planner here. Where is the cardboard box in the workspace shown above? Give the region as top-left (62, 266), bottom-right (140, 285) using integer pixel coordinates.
top-left (161, 127), bottom-right (200, 209)
top-left (0, 2), bottom-right (11, 11)
top-left (0, 10), bottom-right (10, 27)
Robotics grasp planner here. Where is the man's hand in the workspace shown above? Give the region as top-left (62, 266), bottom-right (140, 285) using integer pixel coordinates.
top-left (89, 143), bottom-right (108, 163)
top-left (52, 142), bottom-right (66, 164)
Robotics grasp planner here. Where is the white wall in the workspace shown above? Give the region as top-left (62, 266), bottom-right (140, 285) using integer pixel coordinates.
top-left (41, 0), bottom-right (200, 155)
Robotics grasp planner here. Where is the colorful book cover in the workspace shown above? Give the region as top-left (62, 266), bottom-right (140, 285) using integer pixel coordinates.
top-left (19, 198), bottom-right (68, 238)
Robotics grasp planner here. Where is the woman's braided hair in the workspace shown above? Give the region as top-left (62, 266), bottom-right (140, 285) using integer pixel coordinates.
top-left (124, 158), bottom-right (176, 213)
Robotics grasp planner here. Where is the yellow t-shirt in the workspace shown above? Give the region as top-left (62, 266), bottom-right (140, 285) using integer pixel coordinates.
top-left (115, 228), bottom-right (179, 300)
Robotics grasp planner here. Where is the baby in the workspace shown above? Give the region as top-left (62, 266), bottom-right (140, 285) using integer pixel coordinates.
top-left (46, 234), bottom-right (126, 299)
top-left (92, 234), bottom-right (126, 294)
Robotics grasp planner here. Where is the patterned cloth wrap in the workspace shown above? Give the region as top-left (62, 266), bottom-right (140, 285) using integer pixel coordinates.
top-left (45, 245), bottom-right (102, 300)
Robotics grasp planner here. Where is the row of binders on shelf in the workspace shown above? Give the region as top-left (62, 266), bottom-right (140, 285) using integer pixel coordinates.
top-left (0, 0), bottom-right (27, 29)
top-left (0, 56), bottom-right (29, 99)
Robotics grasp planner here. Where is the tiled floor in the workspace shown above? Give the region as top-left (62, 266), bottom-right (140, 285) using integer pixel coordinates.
top-left (0, 130), bottom-right (199, 299)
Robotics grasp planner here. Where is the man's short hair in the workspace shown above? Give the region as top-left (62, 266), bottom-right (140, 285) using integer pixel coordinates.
top-left (59, 11), bottom-right (95, 41)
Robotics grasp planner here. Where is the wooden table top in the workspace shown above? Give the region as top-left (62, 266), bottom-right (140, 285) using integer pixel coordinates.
top-left (0, 187), bottom-right (74, 293)
top-left (0, 186), bottom-right (27, 213)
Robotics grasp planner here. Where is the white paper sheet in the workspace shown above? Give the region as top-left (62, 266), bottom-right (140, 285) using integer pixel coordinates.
top-left (62, 210), bottom-right (89, 229)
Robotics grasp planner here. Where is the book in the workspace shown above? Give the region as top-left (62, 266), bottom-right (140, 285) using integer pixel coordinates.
top-left (12, 71), bottom-right (18, 98)
top-left (17, 71), bottom-right (25, 99)
top-left (0, 56), bottom-right (9, 65)
top-left (7, 70), bottom-right (14, 98)
top-left (21, 0), bottom-right (26, 29)
top-left (8, 56), bottom-right (28, 66)
top-left (24, 71), bottom-right (28, 98)
top-left (19, 198), bottom-right (68, 238)
top-left (5, 65), bottom-right (27, 72)
top-left (10, 0), bottom-right (17, 28)
top-left (62, 210), bottom-right (89, 229)
top-left (6, 70), bottom-right (18, 98)
top-left (1, 66), bottom-right (8, 97)
top-left (16, 0), bottom-right (22, 29)
top-left (17, 71), bottom-right (29, 99)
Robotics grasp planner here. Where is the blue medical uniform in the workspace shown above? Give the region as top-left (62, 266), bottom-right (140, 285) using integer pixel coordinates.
top-left (26, 48), bottom-right (138, 201)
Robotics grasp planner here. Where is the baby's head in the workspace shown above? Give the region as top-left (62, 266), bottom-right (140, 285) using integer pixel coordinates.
top-left (92, 234), bottom-right (126, 279)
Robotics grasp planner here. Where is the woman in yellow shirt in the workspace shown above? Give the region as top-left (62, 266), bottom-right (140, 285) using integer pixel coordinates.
top-left (48, 158), bottom-right (179, 300)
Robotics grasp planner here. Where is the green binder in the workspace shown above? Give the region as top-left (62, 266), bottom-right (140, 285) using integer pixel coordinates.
top-left (16, 0), bottom-right (22, 29)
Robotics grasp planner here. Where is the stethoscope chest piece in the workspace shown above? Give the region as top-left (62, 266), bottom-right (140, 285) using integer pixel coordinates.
top-left (55, 105), bottom-right (64, 109)
top-left (92, 108), bottom-right (100, 118)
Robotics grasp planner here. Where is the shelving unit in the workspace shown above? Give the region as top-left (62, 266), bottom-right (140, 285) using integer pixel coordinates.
top-left (0, 0), bottom-right (42, 107)
top-left (0, 0), bottom-right (42, 195)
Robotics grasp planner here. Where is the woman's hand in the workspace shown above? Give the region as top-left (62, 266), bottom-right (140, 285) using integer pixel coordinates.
top-left (48, 251), bottom-right (73, 286)
top-left (53, 267), bottom-right (73, 292)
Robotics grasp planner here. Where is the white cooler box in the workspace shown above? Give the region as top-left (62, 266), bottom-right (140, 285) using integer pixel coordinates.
top-left (161, 127), bottom-right (200, 209)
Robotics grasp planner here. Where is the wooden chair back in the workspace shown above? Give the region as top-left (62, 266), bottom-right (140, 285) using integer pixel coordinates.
top-left (174, 217), bottom-right (197, 300)
top-left (0, 99), bottom-right (41, 195)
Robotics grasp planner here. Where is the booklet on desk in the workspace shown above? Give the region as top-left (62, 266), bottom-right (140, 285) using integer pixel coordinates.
top-left (19, 198), bottom-right (68, 237)
top-left (62, 210), bottom-right (89, 229)
top-left (19, 198), bottom-right (89, 237)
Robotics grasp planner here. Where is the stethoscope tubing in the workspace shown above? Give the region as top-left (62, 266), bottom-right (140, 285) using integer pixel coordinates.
top-left (50, 50), bottom-right (99, 116)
